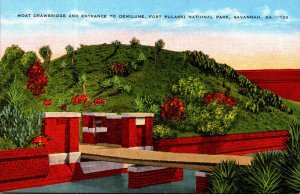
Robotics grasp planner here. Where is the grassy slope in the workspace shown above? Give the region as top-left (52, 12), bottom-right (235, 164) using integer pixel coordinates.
top-left (29, 44), bottom-right (300, 134)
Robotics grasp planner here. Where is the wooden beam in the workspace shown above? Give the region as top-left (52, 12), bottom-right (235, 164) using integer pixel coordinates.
top-left (79, 144), bottom-right (253, 172)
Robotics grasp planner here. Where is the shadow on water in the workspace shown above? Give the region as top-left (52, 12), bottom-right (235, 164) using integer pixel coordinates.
top-left (10, 170), bottom-right (196, 193)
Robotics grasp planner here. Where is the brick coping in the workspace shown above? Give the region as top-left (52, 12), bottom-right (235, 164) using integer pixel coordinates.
top-left (43, 112), bottom-right (81, 118)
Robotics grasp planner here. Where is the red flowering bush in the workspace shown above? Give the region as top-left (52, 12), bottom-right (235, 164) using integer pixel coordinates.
top-left (94, 98), bottom-right (106, 105)
top-left (80, 44), bottom-right (87, 48)
top-left (61, 104), bottom-right (68, 111)
top-left (204, 92), bottom-right (238, 107)
top-left (71, 94), bottom-right (90, 104)
top-left (111, 62), bottom-right (132, 76)
top-left (161, 97), bottom-right (185, 123)
top-left (43, 100), bottom-right (52, 106)
top-left (26, 61), bottom-right (48, 97)
top-left (32, 136), bottom-right (48, 147)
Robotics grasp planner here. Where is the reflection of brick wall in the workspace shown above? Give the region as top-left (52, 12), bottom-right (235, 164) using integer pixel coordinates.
top-left (128, 166), bottom-right (183, 189)
top-left (154, 130), bottom-right (288, 155)
top-left (82, 113), bottom-right (154, 148)
top-left (195, 172), bottom-right (208, 194)
top-left (238, 69), bottom-right (300, 102)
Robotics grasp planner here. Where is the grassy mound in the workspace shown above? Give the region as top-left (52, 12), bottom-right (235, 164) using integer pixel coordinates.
top-left (1, 43), bottom-right (299, 137)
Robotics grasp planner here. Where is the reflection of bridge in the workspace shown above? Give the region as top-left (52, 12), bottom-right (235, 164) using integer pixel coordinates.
top-left (80, 143), bottom-right (253, 172)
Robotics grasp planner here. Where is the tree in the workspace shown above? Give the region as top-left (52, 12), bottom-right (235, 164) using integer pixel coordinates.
top-left (155, 39), bottom-right (165, 57)
top-left (79, 73), bottom-right (87, 95)
top-left (111, 40), bottom-right (121, 54)
top-left (1, 44), bottom-right (24, 65)
top-left (26, 61), bottom-right (48, 97)
top-left (39, 45), bottom-right (52, 65)
top-left (20, 51), bottom-right (38, 72)
top-left (65, 44), bottom-right (74, 65)
top-left (59, 61), bottom-right (67, 76)
top-left (130, 37), bottom-right (140, 48)
top-left (112, 40), bottom-right (121, 49)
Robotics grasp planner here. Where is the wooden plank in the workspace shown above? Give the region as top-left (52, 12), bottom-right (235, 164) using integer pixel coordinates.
top-left (80, 144), bottom-right (253, 172)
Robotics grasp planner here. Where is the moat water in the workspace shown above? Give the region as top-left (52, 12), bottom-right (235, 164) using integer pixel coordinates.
top-left (11, 170), bottom-right (196, 193)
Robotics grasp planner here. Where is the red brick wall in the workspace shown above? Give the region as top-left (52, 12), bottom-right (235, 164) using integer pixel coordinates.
top-left (43, 117), bottom-right (80, 153)
top-left (103, 118), bottom-right (122, 144)
top-left (128, 168), bottom-right (183, 189)
top-left (238, 69), bottom-right (300, 102)
top-left (82, 132), bottom-right (96, 144)
top-left (82, 114), bottom-right (154, 148)
top-left (153, 130), bottom-right (288, 155)
top-left (0, 147), bottom-right (49, 183)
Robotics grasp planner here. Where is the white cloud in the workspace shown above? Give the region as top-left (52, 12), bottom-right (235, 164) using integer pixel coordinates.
top-left (69, 9), bottom-right (86, 16)
top-left (256, 6), bottom-right (271, 16)
top-left (186, 7), bottom-right (244, 17)
top-left (274, 9), bottom-right (288, 17)
top-left (160, 19), bottom-right (191, 28)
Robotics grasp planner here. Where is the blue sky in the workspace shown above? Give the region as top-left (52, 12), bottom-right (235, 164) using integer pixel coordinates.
top-left (1, 0), bottom-right (299, 70)
top-left (1, 0), bottom-right (300, 33)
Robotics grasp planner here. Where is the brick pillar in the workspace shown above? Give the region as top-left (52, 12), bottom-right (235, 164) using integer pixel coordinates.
top-left (42, 112), bottom-right (81, 171)
top-left (82, 113), bottom-right (96, 144)
top-left (121, 116), bottom-right (135, 148)
top-left (128, 166), bottom-right (183, 189)
top-left (121, 113), bottom-right (154, 149)
top-left (196, 171), bottom-right (209, 194)
top-left (145, 117), bottom-right (153, 148)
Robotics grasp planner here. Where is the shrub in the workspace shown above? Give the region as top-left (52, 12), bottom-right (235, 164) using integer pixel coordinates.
top-left (129, 61), bottom-right (139, 71)
top-left (133, 95), bottom-right (145, 111)
top-left (94, 97), bottom-right (106, 105)
top-left (161, 97), bottom-right (185, 123)
top-left (185, 102), bottom-right (237, 135)
top-left (130, 37), bottom-right (140, 48)
top-left (184, 50), bottom-right (290, 113)
top-left (26, 61), bottom-right (48, 97)
top-left (209, 160), bottom-right (242, 194)
top-left (243, 152), bottom-right (282, 194)
top-left (101, 76), bottom-right (133, 95)
top-left (20, 51), bottom-right (38, 72)
top-left (4, 80), bottom-right (28, 107)
top-left (137, 52), bottom-right (146, 65)
top-left (149, 104), bottom-right (160, 115)
top-left (153, 125), bottom-right (176, 139)
top-left (122, 84), bottom-right (132, 94)
top-left (204, 92), bottom-right (237, 107)
top-left (277, 118), bottom-right (300, 193)
top-left (71, 94), bottom-right (90, 104)
top-left (59, 61), bottom-right (67, 75)
top-left (0, 105), bottom-right (42, 148)
top-left (39, 45), bottom-right (52, 64)
top-left (61, 104), bottom-right (68, 111)
top-left (111, 62), bottom-right (132, 76)
top-left (0, 137), bottom-right (17, 150)
top-left (43, 99), bottom-right (52, 106)
top-left (133, 95), bottom-right (160, 114)
top-left (111, 40), bottom-right (121, 50)
top-left (79, 73), bottom-right (88, 95)
top-left (172, 76), bottom-right (207, 103)
top-left (31, 136), bottom-right (48, 147)
top-left (155, 39), bottom-right (165, 55)
top-left (1, 44), bottom-right (24, 65)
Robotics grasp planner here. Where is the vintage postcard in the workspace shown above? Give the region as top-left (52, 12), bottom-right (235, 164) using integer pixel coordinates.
top-left (0, 0), bottom-right (299, 193)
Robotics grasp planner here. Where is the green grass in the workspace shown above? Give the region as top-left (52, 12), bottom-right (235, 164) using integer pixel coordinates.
top-left (2, 43), bottom-right (300, 136)
top-left (0, 137), bottom-right (17, 150)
